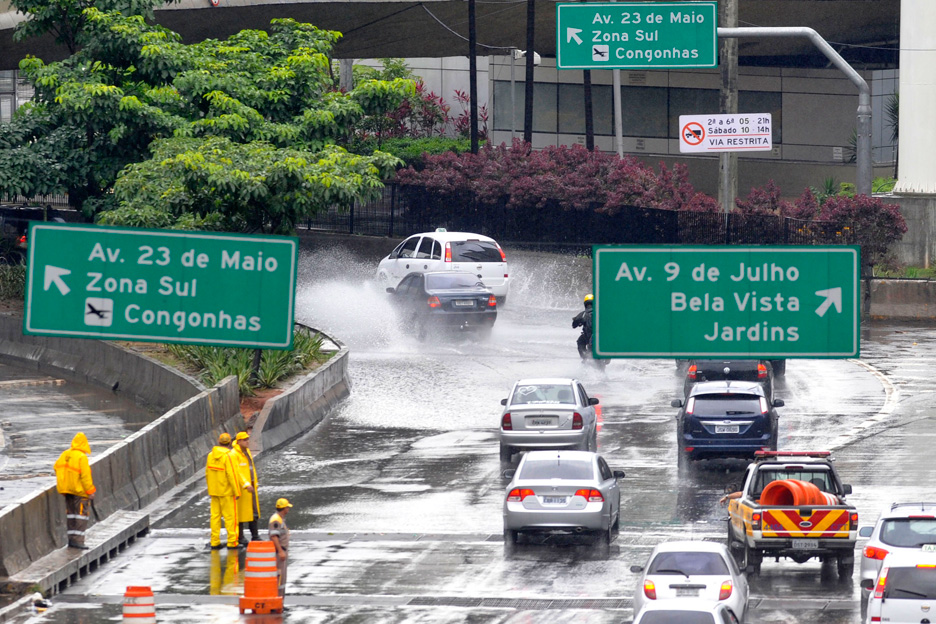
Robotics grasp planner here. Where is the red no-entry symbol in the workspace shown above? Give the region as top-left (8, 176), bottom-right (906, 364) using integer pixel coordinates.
top-left (682, 122), bottom-right (705, 145)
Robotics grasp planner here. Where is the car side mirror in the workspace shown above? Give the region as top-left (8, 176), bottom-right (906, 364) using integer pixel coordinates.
top-left (629, 565), bottom-right (644, 573)
top-left (613, 470), bottom-right (626, 479)
top-left (588, 397), bottom-right (599, 406)
top-left (385, 287), bottom-right (395, 294)
top-left (671, 399), bottom-right (683, 408)
top-left (773, 398), bottom-right (785, 407)
top-left (859, 526), bottom-right (874, 538)
top-left (502, 469), bottom-right (515, 479)
top-left (500, 398), bottom-right (508, 406)
top-left (842, 484), bottom-right (853, 495)
top-left (860, 579), bottom-right (875, 590)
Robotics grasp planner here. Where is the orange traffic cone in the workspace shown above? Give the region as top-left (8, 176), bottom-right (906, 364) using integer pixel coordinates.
top-left (122, 586), bottom-right (156, 623)
top-left (239, 540), bottom-right (283, 614)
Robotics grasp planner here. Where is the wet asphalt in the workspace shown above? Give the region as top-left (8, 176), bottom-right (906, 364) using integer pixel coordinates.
top-left (14, 246), bottom-right (936, 624)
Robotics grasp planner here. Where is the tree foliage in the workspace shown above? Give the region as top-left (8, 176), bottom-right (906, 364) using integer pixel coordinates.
top-left (1, 13), bottom-right (412, 230)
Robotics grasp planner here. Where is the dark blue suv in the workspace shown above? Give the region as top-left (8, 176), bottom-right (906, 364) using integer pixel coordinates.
top-left (671, 381), bottom-right (784, 465)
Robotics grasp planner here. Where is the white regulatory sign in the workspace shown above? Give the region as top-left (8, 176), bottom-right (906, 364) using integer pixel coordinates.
top-left (679, 113), bottom-right (772, 153)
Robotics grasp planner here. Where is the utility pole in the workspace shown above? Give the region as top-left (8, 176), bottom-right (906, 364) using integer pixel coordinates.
top-left (523, 0), bottom-right (535, 143)
top-left (584, 70), bottom-right (594, 150)
top-left (718, 0), bottom-right (738, 214)
top-left (468, 0), bottom-right (479, 153)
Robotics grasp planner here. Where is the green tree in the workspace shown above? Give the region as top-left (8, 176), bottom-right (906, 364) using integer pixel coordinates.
top-left (0, 12), bottom-right (413, 229)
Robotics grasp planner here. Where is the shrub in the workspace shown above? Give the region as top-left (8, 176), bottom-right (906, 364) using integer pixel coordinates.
top-left (0, 263), bottom-right (25, 300)
top-left (735, 180), bottom-right (792, 215)
top-left (820, 194), bottom-right (907, 270)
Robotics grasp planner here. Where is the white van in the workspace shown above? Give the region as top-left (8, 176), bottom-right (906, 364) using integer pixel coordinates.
top-left (376, 230), bottom-right (510, 302)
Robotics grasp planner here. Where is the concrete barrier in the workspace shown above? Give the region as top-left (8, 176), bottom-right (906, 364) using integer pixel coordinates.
top-left (20, 490), bottom-right (56, 563)
top-left (0, 504), bottom-right (29, 577)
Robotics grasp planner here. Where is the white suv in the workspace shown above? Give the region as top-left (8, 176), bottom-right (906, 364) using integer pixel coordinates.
top-left (863, 551), bottom-right (936, 623)
top-left (859, 502), bottom-right (936, 604)
top-left (376, 230), bottom-right (510, 303)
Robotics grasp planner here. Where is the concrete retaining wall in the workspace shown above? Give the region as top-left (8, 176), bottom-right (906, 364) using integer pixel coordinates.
top-left (0, 314), bottom-right (204, 411)
top-left (868, 279), bottom-right (936, 319)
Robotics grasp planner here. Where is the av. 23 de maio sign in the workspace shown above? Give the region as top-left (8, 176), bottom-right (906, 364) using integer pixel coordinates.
top-left (593, 246), bottom-right (860, 358)
top-left (24, 224), bottom-right (298, 349)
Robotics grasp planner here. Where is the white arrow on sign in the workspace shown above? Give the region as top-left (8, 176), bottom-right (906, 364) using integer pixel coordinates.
top-left (567, 27), bottom-right (583, 45)
top-left (814, 287), bottom-right (842, 317)
top-left (44, 265), bottom-right (72, 296)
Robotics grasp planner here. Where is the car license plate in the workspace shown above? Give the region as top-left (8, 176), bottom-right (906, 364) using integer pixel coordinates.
top-left (792, 539), bottom-right (819, 549)
top-left (675, 588), bottom-right (699, 597)
top-left (542, 497), bottom-right (567, 505)
top-left (527, 417), bottom-right (557, 427)
top-left (923, 544), bottom-right (936, 552)
top-left (715, 425), bottom-right (740, 434)
top-left (453, 299), bottom-right (475, 307)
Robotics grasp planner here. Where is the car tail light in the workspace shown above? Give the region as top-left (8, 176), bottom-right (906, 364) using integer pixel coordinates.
top-left (507, 488), bottom-right (535, 502)
top-left (687, 364), bottom-right (697, 381)
top-left (575, 489), bottom-right (604, 502)
top-left (643, 580), bottom-right (656, 600)
top-left (497, 244), bottom-right (506, 262)
top-left (18, 235), bottom-right (26, 245)
top-left (918, 564), bottom-right (936, 568)
top-left (863, 546), bottom-right (889, 560)
top-left (685, 397), bottom-right (695, 415)
top-left (758, 363), bottom-right (768, 379)
top-left (718, 580), bottom-right (733, 600)
top-left (759, 397), bottom-right (768, 414)
top-left (501, 413), bottom-right (512, 430)
top-left (427, 296), bottom-right (441, 308)
top-left (751, 512), bottom-right (762, 531)
top-left (850, 512), bottom-right (859, 526)
top-left (488, 295), bottom-right (497, 307)
top-left (444, 242), bottom-right (452, 262)
top-left (572, 413), bottom-right (583, 430)
top-left (909, 515), bottom-right (936, 519)
top-left (873, 567), bottom-right (889, 599)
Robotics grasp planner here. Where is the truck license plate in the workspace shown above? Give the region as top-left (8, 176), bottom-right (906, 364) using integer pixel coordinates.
top-left (792, 539), bottom-right (819, 549)
top-left (715, 425), bottom-right (740, 434)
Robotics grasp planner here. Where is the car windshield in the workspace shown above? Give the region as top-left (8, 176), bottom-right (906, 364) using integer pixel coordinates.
top-left (880, 518), bottom-right (936, 548)
top-left (752, 468), bottom-right (833, 498)
top-left (426, 274), bottom-right (482, 290)
top-left (638, 613), bottom-right (716, 624)
top-left (451, 240), bottom-right (502, 262)
top-left (519, 459), bottom-right (594, 480)
top-left (885, 566), bottom-right (936, 599)
top-left (689, 394), bottom-right (761, 416)
top-left (648, 552), bottom-right (730, 575)
top-left (511, 384), bottom-right (576, 405)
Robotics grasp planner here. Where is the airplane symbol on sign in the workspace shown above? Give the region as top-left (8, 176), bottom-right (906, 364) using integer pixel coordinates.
top-left (592, 47), bottom-right (607, 58)
top-left (86, 302), bottom-right (108, 319)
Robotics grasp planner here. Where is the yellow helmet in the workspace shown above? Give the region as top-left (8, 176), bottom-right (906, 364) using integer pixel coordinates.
top-left (584, 294), bottom-right (594, 305)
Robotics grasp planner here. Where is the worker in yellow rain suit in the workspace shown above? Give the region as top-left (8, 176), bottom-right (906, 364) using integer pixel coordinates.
top-left (233, 431), bottom-right (260, 544)
top-left (54, 432), bottom-right (96, 549)
top-left (206, 432), bottom-right (241, 549)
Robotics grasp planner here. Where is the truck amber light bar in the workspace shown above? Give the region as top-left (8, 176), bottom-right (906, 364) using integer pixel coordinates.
top-left (754, 450), bottom-right (831, 458)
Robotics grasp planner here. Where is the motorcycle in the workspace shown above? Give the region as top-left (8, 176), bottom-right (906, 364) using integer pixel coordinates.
top-left (581, 338), bottom-right (609, 369)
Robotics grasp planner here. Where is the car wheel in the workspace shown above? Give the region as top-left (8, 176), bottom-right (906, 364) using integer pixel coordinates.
top-left (415, 317), bottom-right (429, 342)
top-left (612, 511), bottom-right (620, 535)
top-left (771, 359), bottom-right (786, 377)
top-left (596, 524), bottom-right (613, 559)
top-left (769, 416), bottom-right (779, 451)
top-left (499, 443), bottom-right (513, 463)
top-left (477, 326), bottom-right (493, 341)
top-left (504, 529), bottom-right (518, 558)
top-left (837, 555), bottom-right (855, 580)
top-left (742, 542), bottom-right (761, 576)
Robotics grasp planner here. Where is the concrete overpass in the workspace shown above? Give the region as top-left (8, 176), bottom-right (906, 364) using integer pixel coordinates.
top-left (0, 0), bottom-right (900, 70)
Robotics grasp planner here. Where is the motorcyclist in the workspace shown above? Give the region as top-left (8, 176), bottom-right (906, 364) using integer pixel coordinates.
top-left (572, 294), bottom-right (594, 359)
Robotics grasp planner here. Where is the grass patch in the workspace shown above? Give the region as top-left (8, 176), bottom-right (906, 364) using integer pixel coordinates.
top-left (0, 264), bottom-right (26, 300)
top-left (872, 264), bottom-right (936, 279)
top-left (166, 327), bottom-right (332, 396)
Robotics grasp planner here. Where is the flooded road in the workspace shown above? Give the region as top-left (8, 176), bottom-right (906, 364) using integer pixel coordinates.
top-left (21, 241), bottom-right (936, 624)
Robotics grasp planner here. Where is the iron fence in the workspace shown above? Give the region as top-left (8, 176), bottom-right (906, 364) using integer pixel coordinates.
top-left (305, 183), bottom-right (849, 251)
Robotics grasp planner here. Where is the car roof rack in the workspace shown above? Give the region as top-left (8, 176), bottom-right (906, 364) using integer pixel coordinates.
top-left (890, 502), bottom-right (936, 511)
top-left (754, 450), bottom-right (831, 460)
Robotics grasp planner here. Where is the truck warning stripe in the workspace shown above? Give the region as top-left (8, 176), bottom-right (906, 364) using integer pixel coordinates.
top-left (762, 509), bottom-right (849, 538)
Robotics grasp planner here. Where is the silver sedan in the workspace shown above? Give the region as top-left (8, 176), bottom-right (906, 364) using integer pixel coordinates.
top-left (631, 541), bottom-right (749, 621)
top-left (498, 378), bottom-right (599, 463)
top-left (502, 450), bottom-right (624, 555)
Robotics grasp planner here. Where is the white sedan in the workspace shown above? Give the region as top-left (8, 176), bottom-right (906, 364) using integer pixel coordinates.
top-left (631, 541), bottom-right (749, 621)
top-left (633, 598), bottom-right (742, 624)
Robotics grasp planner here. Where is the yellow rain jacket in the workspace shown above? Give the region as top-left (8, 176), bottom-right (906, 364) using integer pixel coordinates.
top-left (205, 446), bottom-right (241, 498)
top-left (233, 445), bottom-right (260, 522)
top-left (54, 432), bottom-right (96, 497)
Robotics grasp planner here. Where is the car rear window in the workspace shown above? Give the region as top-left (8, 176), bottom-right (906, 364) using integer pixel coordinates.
top-left (451, 240), bottom-right (502, 262)
top-left (881, 518), bottom-right (936, 548)
top-left (519, 459), bottom-right (593, 480)
top-left (648, 551), bottom-right (730, 575)
top-left (752, 469), bottom-right (834, 498)
top-left (426, 274), bottom-right (482, 290)
top-left (511, 384), bottom-right (576, 405)
top-left (885, 566), bottom-right (936, 599)
top-left (689, 394), bottom-right (761, 417)
top-left (639, 613), bottom-right (715, 624)
top-left (695, 360), bottom-right (760, 382)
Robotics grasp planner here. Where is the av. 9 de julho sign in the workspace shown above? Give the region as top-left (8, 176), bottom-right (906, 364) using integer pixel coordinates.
top-left (24, 224), bottom-right (298, 349)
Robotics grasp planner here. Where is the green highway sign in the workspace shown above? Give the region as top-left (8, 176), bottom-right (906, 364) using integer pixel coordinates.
top-left (593, 246), bottom-right (860, 358)
top-left (24, 224), bottom-right (298, 349)
top-left (556, 2), bottom-right (718, 70)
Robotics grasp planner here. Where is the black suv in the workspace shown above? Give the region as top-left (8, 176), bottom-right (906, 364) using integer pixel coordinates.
top-left (671, 381), bottom-right (784, 464)
top-left (683, 359), bottom-right (774, 399)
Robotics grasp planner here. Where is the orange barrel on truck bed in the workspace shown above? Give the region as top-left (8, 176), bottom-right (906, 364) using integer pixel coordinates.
top-left (759, 479), bottom-right (827, 506)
